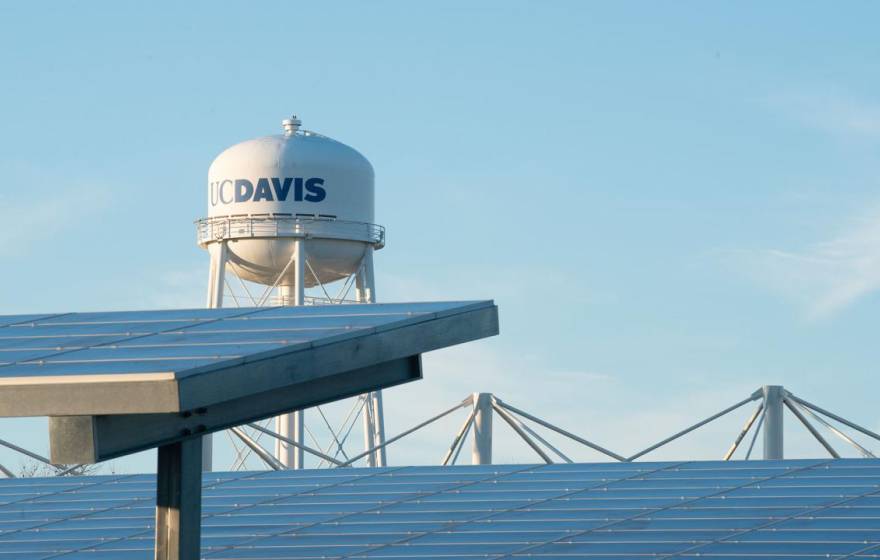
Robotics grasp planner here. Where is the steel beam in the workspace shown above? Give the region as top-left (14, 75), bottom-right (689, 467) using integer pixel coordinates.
top-left (293, 239), bottom-right (305, 307)
top-left (745, 409), bottom-right (765, 460)
top-left (371, 390), bottom-right (387, 467)
top-left (724, 403), bottom-right (763, 461)
top-left (276, 406), bottom-right (304, 470)
top-left (292, 411), bottom-right (304, 469)
top-left (472, 393), bottom-right (493, 465)
top-left (497, 402), bottom-right (572, 463)
top-left (0, 436), bottom-right (56, 468)
top-left (205, 241), bottom-right (227, 310)
top-left (339, 398), bottom-right (468, 468)
top-left (155, 438), bottom-right (202, 560)
top-left (788, 393), bottom-right (880, 444)
top-left (795, 401), bottom-right (875, 458)
top-left (230, 427), bottom-right (285, 470)
top-left (495, 398), bottom-right (624, 462)
top-left (202, 239), bottom-right (226, 473)
top-left (275, 238), bottom-right (306, 469)
top-left (762, 385), bottom-right (784, 460)
top-left (247, 423), bottom-right (344, 466)
top-left (49, 355), bottom-right (422, 464)
top-left (449, 418), bottom-right (472, 465)
top-left (783, 397), bottom-right (839, 458)
top-left (362, 396), bottom-right (376, 467)
top-left (492, 402), bottom-right (552, 464)
top-left (355, 253), bottom-right (386, 467)
top-left (627, 394), bottom-right (758, 462)
top-left (442, 404), bottom-right (476, 466)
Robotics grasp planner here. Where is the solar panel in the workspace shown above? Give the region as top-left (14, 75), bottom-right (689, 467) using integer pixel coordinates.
top-left (0, 300), bottom-right (501, 558)
top-left (0, 301), bottom-right (496, 420)
top-left (0, 302), bottom-right (487, 383)
top-left (5, 303), bottom-right (491, 461)
top-left (0, 459), bottom-right (879, 558)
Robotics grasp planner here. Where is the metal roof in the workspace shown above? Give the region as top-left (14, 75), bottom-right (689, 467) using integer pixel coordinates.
top-left (2, 459), bottom-right (880, 558)
top-left (0, 301), bottom-right (496, 417)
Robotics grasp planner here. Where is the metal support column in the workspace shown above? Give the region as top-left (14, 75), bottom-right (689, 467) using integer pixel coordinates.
top-left (362, 396), bottom-right (376, 467)
top-left (371, 390), bottom-right (387, 467)
top-left (155, 438), bottom-right (202, 560)
top-left (202, 241), bottom-right (226, 472)
top-left (355, 248), bottom-right (386, 467)
top-left (276, 239), bottom-right (305, 469)
top-left (365, 248), bottom-right (386, 467)
top-left (361, 246), bottom-right (376, 303)
top-left (206, 241), bottom-right (226, 310)
top-left (355, 265), bottom-right (374, 467)
top-left (292, 238), bottom-right (304, 301)
top-left (762, 385), bottom-right (784, 460)
top-left (472, 392), bottom-right (493, 465)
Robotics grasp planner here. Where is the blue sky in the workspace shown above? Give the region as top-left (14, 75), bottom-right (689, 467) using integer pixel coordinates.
top-left (1, 2), bottom-right (879, 472)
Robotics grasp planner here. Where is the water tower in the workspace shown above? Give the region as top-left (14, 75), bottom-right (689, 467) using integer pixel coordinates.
top-left (196, 115), bottom-right (387, 471)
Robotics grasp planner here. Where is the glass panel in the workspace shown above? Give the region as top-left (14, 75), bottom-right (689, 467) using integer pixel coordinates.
top-left (0, 313), bottom-right (68, 328)
top-left (48, 342), bottom-right (287, 361)
top-left (0, 301), bottom-right (487, 379)
top-left (2, 456), bottom-right (880, 558)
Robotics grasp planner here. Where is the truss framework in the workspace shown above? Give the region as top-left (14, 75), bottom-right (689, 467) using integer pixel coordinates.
top-left (203, 236), bottom-right (386, 472)
top-left (2, 385), bottom-right (876, 476)
top-left (181, 385), bottom-right (880, 472)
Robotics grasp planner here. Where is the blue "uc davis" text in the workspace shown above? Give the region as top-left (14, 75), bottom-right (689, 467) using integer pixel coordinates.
top-left (210, 177), bottom-right (326, 205)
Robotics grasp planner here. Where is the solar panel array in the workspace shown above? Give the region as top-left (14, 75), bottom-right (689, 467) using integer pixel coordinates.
top-left (0, 302), bottom-right (481, 380)
top-left (1, 459), bottom-right (880, 558)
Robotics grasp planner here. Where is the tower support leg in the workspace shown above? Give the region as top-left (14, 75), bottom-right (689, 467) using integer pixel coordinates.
top-left (202, 241), bottom-right (227, 472)
top-left (472, 393), bottom-right (493, 465)
top-left (355, 247), bottom-right (386, 467)
top-left (292, 410), bottom-right (303, 469)
top-left (275, 239), bottom-right (305, 469)
top-left (763, 385), bottom-right (784, 460)
top-left (371, 390), bottom-right (387, 467)
top-left (276, 410), bottom-right (303, 469)
top-left (206, 241), bottom-right (227, 309)
top-left (293, 240), bottom-right (304, 306)
top-left (362, 397), bottom-right (376, 467)
top-left (362, 246), bottom-right (376, 303)
top-left (155, 438), bottom-right (202, 560)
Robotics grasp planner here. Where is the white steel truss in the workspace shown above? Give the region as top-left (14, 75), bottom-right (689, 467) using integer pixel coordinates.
top-left (204, 239), bottom-right (387, 472)
top-left (2, 384), bottom-right (878, 477)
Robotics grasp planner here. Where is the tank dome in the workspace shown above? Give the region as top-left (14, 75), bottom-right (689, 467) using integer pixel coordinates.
top-left (199, 116), bottom-right (382, 287)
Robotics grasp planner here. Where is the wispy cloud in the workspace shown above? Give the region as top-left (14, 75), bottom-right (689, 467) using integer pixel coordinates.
top-left (724, 88), bottom-right (880, 319)
top-left (726, 205), bottom-right (880, 320)
top-left (0, 182), bottom-right (113, 257)
top-left (771, 89), bottom-right (880, 139)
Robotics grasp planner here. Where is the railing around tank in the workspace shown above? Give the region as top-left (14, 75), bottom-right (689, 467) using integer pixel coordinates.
top-left (196, 216), bottom-right (385, 247)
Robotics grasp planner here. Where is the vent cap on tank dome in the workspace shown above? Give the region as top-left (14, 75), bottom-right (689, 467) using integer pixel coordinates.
top-left (281, 115), bottom-right (302, 136)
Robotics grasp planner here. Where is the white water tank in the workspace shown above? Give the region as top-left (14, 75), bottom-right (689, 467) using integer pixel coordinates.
top-left (197, 116), bottom-right (383, 287)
